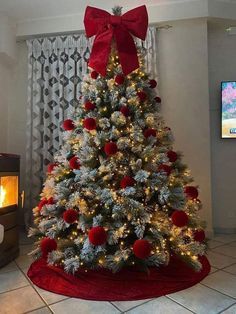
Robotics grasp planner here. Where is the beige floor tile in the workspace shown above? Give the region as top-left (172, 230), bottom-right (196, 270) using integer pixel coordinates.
top-left (0, 285), bottom-right (45, 314)
top-left (213, 244), bottom-right (236, 258)
top-left (224, 263), bottom-right (236, 275)
top-left (126, 296), bottom-right (191, 314)
top-left (168, 283), bottom-right (235, 314)
top-left (208, 239), bottom-right (224, 249)
top-left (112, 299), bottom-right (151, 312)
top-left (211, 234), bottom-right (236, 243)
top-left (207, 250), bottom-right (236, 268)
top-left (28, 307), bottom-right (52, 314)
top-left (0, 269), bottom-right (29, 293)
top-left (50, 298), bottom-right (120, 314)
top-left (202, 270), bottom-right (236, 298)
top-left (15, 254), bottom-right (32, 269)
top-left (0, 261), bottom-right (18, 274)
top-left (20, 244), bottom-right (34, 255)
top-left (210, 266), bottom-right (218, 274)
top-left (221, 304), bottom-right (236, 314)
top-left (34, 285), bottom-right (68, 305)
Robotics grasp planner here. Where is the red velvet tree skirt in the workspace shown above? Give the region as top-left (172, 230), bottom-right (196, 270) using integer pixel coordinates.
top-left (27, 256), bottom-right (210, 301)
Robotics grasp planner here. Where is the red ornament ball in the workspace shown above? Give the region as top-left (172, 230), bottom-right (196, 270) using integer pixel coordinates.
top-left (91, 71), bottom-right (99, 79)
top-left (47, 163), bottom-right (58, 174)
top-left (149, 79), bottom-right (157, 89)
top-left (88, 226), bottom-right (107, 246)
top-left (63, 209), bottom-right (78, 224)
top-left (144, 128), bottom-right (157, 138)
top-left (47, 197), bottom-right (55, 205)
top-left (133, 239), bottom-right (151, 259)
top-left (104, 142), bottom-right (118, 156)
top-left (167, 150), bottom-right (178, 162)
top-left (69, 156), bottom-right (81, 170)
top-left (38, 198), bottom-right (48, 211)
top-left (120, 105), bottom-right (130, 117)
top-left (83, 117), bottom-right (96, 130)
top-left (137, 91), bottom-right (147, 102)
top-left (184, 186), bottom-right (199, 200)
top-left (158, 164), bottom-right (172, 176)
top-left (171, 210), bottom-right (189, 227)
top-left (62, 119), bottom-right (75, 131)
top-left (115, 74), bottom-right (125, 85)
top-left (84, 101), bottom-right (96, 111)
top-left (154, 96), bottom-right (161, 103)
top-left (40, 237), bottom-right (57, 258)
top-left (120, 176), bottom-right (135, 189)
top-left (193, 229), bottom-right (205, 242)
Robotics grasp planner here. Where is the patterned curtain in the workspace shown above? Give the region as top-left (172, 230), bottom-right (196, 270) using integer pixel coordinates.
top-left (25, 28), bottom-right (158, 227)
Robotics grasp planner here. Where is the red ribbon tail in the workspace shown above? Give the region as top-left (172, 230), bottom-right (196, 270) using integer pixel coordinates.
top-left (114, 27), bottom-right (139, 75)
top-left (88, 29), bottom-right (113, 76)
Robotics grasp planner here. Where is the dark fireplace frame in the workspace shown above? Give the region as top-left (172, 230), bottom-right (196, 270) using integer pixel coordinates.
top-left (0, 154), bottom-right (20, 268)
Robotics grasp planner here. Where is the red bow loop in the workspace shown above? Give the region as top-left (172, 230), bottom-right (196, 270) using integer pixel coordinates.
top-left (84, 5), bottom-right (148, 76)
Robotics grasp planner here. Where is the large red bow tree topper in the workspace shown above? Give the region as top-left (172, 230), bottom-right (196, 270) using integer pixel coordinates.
top-left (84, 5), bottom-right (148, 76)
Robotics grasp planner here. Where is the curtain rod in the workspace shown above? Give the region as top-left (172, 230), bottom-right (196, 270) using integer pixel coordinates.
top-left (16, 25), bottom-right (172, 43)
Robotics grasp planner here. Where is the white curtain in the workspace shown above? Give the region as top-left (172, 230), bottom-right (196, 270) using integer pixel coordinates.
top-left (25, 27), bottom-right (158, 227)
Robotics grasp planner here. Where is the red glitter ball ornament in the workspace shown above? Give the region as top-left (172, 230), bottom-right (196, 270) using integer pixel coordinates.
top-left (104, 142), bottom-right (118, 156)
top-left (158, 164), bottom-right (172, 176)
top-left (47, 197), bottom-right (55, 205)
top-left (193, 229), bottom-right (205, 242)
top-left (137, 91), bottom-right (147, 102)
top-left (83, 117), bottom-right (96, 130)
top-left (47, 163), bottom-right (58, 174)
top-left (115, 74), bottom-right (125, 85)
top-left (88, 226), bottom-right (107, 246)
top-left (171, 210), bottom-right (189, 227)
top-left (91, 71), bottom-right (99, 79)
top-left (40, 237), bottom-right (57, 258)
top-left (120, 176), bottom-right (135, 189)
top-left (184, 186), bottom-right (199, 200)
top-left (63, 209), bottom-right (78, 224)
top-left (133, 239), bottom-right (151, 259)
top-left (154, 96), bottom-right (161, 103)
top-left (167, 150), bottom-right (178, 162)
top-left (38, 198), bottom-right (48, 211)
top-left (144, 128), bottom-right (157, 138)
top-left (69, 156), bottom-right (81, 170)
top-left (120, 105), bottom-right (130, 117)
top-left (84, 101), bottom-right (96, 111)
top-left (149, 79), bottom-right (157, 88)
top-left (62, 119), bottom-right (75, 131)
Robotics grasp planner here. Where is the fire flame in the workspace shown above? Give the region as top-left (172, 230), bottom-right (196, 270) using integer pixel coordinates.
top-left (0, 185), bottom-right (6, 207)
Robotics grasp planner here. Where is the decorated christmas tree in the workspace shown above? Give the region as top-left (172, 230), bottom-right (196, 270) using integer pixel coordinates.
top-left (29, 5), bottom-right (207, 275)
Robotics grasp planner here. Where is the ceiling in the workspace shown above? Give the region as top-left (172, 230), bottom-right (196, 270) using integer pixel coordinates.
top-left (0, 0), bottom-right (197, 21)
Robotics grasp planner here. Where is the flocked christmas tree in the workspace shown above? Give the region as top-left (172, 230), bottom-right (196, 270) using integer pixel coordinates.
top-left (29, 5), bottom-right (207, 274)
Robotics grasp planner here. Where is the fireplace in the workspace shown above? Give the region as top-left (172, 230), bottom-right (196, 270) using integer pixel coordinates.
top-left (0, 154), bottom-right (20, 267)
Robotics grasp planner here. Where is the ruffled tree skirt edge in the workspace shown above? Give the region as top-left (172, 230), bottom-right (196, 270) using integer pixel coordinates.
top-left (27, 255), bottom-right (210, 301)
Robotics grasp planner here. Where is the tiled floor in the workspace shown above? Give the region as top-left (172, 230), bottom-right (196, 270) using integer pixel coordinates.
top-left (0, 233), bottom-right (236, 314)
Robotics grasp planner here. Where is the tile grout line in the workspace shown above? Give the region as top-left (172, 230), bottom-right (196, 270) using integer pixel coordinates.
top-left (0, 284), bottom-right (30, 295)
top-left (23, 305), bottom-right (54, 314)
top-left (217, 301), bottom-right (236, 314)
top-left (111, 298), bottom-right (155, 313)
top-left (15, 261), bottom-right (52, 311)
top-left (200, 282), bottom-right (236, 300)
top-left (165, 295), bottom-right (197, 314)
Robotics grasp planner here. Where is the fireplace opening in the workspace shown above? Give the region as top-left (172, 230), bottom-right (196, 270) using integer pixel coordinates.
top-left (0, 154), bottom-right (20, 268)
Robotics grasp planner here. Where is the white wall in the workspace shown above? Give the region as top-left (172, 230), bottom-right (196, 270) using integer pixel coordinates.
top-left (7, 41), bottom-right (28, 224)
top-left (208, 21), bottom-right (236, 233)
top-left (0, 62), bottom-right (11, 151)
top-left (158, 18), bottom-right (213, 234)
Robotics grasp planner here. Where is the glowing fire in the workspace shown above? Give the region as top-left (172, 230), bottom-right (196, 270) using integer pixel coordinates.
top-left (0, 185), bottom-right (6, 207)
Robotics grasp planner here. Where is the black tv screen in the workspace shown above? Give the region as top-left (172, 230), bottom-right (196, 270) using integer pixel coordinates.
top-left (222, 81), bottom-right (236, 138)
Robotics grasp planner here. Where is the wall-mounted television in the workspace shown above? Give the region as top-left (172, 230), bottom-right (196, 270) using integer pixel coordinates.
top-left (221, 81), bottom-right (236, 138)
